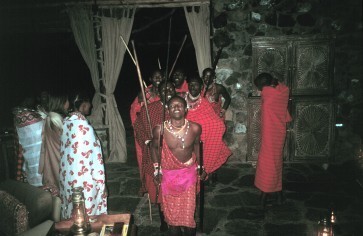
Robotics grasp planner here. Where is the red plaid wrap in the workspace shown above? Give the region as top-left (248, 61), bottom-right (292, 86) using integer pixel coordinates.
top-left (133, 101), bottom-right (169, 203)
top-left (254, 83), bottom-right (292, 193)
top-left (185, 97), bottom-right (231, 174)
top-left (161, 140), bottom-right (197, 228)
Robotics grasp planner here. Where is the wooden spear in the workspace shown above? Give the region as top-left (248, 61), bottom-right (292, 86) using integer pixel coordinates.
top-left (131, 40), bottom-right (153, 137)
top-left (168, 34), bottom-right (187, 78)
top-left (120, 35), bottom-right (147, 88)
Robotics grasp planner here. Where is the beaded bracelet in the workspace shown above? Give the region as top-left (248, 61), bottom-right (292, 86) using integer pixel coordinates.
top-left (153, 169), bottom-right (162, 177)
top-left (153, 163), bottom-right (162, 176)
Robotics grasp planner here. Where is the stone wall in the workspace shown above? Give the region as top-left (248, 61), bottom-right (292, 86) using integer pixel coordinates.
top-left (211, 0), bottom-right (363, 163)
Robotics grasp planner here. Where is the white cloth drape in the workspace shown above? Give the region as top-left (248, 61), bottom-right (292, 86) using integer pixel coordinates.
top-left (184, 5), bottom-right (212, 76)
top-left (68, 8), bottom-right (103, 126)
top-left (100, 9), bottom-right (134, 163)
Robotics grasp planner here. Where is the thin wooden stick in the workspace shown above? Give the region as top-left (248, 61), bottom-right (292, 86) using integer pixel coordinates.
top-left (169, 35), bottom-right (187, 78)
top-left (121, 35), bottom-right (146, 88)
top-left (120, 35), bottom-right (136, 65)
top-left (131, 40), bottom-right (153, 137)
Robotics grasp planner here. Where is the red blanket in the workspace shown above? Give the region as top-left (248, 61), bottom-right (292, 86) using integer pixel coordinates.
top-left (133, 101), bottom-right (169, 203)
top-left (175, 80), bottom-right (189, 93)
top-left (185, 97), bottom-right (231, 174)
top-left (161, 140), bottom-right (197, 228)
top-left (254, 83), bottom-right (292, 193)
top-left (130, 88), bottom-right (160, 193)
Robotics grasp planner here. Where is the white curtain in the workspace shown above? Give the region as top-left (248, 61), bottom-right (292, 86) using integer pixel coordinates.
top-left (100, 8), bottom-right (135, 163)
top-left (184, 5), bottom-right (212, 76)
top-left (68, 7), bottom-right (103, 126)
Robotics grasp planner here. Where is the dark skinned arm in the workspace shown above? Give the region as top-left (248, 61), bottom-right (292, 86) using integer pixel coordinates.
top-left (150, 125), bottom-right (162, 185)
top-left (193, 124), bottom-right (207, 180)
top-left (218, 84), bottom-right (231, 110)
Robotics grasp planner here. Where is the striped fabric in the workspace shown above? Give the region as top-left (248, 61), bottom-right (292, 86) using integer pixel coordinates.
top-left (254, 83), bottom-right (292, 193)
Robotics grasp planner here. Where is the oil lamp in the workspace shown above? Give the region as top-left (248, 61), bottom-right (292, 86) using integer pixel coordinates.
top-left (317, 218), bottom-right (331, 236)
top-left (70, 187), bottom-right (91, 235)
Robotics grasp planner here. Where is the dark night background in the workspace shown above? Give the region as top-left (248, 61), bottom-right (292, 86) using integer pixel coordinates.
top-left (0, 7), bottom-right (198, 130)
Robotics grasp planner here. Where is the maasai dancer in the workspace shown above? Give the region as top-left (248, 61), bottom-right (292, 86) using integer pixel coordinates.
top-left (134, 81), bottom-right (176, 231)
top-left (130, 69), bottom-right (164, 125)
top-left (13, 98), bottom-right (44, 187)
top-left (150, 95), bottom-right (205, 236)
top-left (39, 92), bottom-right (69, 196)
top-left (59, 93), bottom-right (107, 219)
top-left (202, 68), bottom-right (231, 119)
top-left (184, 75), bottom-right (232, 180)
top-left (171, 68), bottom-right (188, 93)
top-left (253, 73), bottom-right (292, 208)
top-left (130, 69), bottom-right (164, 195)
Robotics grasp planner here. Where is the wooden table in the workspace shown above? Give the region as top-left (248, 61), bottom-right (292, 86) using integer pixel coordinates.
top-left (54, 213), bottom-right (131, 235)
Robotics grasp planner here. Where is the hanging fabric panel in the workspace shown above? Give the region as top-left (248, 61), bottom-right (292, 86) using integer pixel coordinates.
top-left (68, 7), bottom-right (103, 126)
top-left (100, 8), bottom-right (135, 163)
top-left (184, 4), bottom-right (212, 76)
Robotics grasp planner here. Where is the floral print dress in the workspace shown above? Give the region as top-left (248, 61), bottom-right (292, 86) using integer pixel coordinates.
top-left (59, 112), bottom-right (107, 219)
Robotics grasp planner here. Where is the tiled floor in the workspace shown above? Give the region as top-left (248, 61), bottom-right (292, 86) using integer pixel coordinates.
top-left (105, 134), bottom-right (363, 235)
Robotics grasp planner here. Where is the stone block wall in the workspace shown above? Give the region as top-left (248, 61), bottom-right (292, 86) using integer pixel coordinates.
top-left (211, 0), bottom-right (363, 163)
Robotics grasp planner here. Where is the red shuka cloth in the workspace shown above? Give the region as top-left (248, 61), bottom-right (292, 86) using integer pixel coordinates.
top-left (130, 86), bottom-right (160, 125)
top-left (175, 80), bottom-right (189, 93)
top-left (254, 83), bottom-right (292, 193)
top-left (133, 101), bottom-right (169, 203)
top-left (204, 84), bottom-right (224, 118)
top-left (185, 96), bottom-right (231, 174)
top-left (130, 87), bottom-right (160, 192)
top-left (161, 140), bottom-right (197, 228)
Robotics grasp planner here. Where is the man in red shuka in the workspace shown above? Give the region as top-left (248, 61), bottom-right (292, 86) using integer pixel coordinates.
top-left (130, 69), bottom-right (164, 195)
top-left (183, 75), bottom-right (231, 180)
top-left (253, 72), bottom-right (292, 209)
top-left (133, 80), bottom-right (175, 232)
top-left (151, 95), bottom-right (206, 236)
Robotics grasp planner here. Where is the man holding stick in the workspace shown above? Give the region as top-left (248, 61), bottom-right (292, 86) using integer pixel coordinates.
top-left (184, 75), bottom-right (232, 181)
top-left (130, 69), bottom-right (164, 195)
top-left (150, 95), bottom-right (206, 236)
top-left (134, 80), bottom-right (176, 231)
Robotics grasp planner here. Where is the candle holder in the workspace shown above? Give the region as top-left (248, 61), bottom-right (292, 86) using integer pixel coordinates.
top-left (70, 187), bottom-right (91, 236)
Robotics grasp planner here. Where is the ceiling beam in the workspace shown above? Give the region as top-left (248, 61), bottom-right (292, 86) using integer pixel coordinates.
top-left (0, 0), bottom-right (209, 8)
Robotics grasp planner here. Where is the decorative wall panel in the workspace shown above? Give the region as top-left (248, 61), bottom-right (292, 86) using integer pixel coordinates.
top-left (248, 34), bottom-right (335, 163)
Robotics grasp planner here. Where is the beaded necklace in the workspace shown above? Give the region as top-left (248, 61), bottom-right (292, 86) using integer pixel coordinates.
top-left (186, 93), bottom-right (202, 111)
top-left (164, 119), bottom-right (190, 149)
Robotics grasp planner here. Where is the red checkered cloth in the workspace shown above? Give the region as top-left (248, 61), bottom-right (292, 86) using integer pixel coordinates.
top-left (185, 97), bottom-right (232, 174)
top-left (133, 101), bottom-right (169, 203)
top-left (160, 140), bottom-right (197, 228)
top-left (130, 87), bottom-right (160, 194)
top-left (175, 80), bottom-right (189, 93)
top-left (130, 86), bottom-right (160, 126)
top-left (254, 83), bottom-right (292, 193)
top-left (204, 85), bottom-right (224, 118)
top-left (210, 98), bottom-right (223, 118)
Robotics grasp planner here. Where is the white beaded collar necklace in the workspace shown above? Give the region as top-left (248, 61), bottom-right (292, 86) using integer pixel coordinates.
top-left (164, 119), bottom-right (190, 149)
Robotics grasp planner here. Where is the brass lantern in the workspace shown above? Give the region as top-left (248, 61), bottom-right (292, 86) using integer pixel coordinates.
top-left (70, 187), bottom-right (91, 235)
